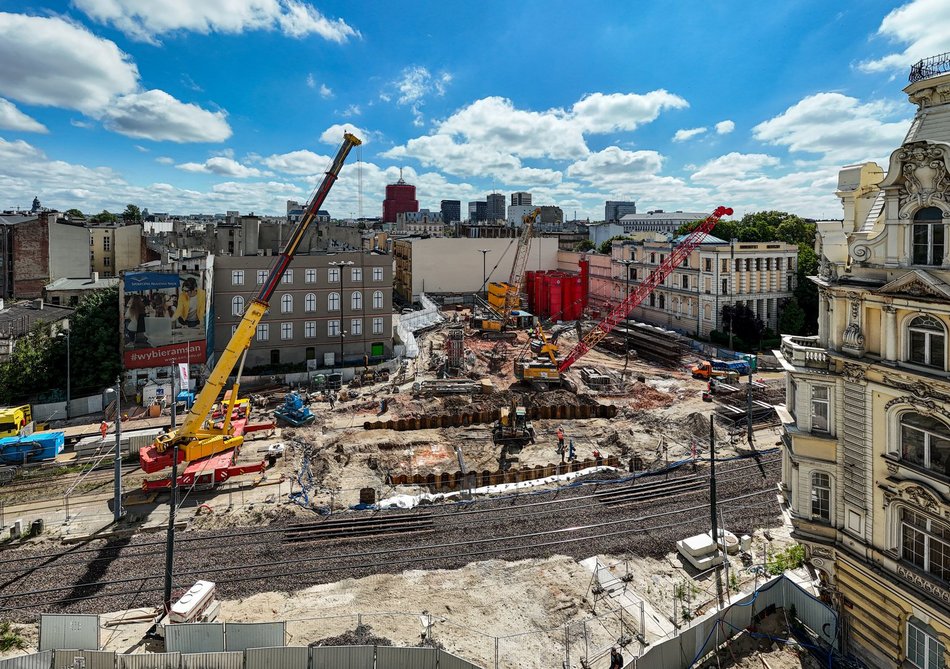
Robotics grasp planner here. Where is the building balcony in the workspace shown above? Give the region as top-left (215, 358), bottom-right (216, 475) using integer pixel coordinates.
top-left (778, 334), bottom-right (830, 370)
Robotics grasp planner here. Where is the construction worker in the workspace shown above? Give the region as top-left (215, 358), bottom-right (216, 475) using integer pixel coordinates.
top-left (610, 647), bottom-right (623, 669)
top-left (99, 421), bottom-right (109, 439)
top-left (556, 426), bottom-right (565, 452)
top-left (568, 439), bottom-right (576, 462)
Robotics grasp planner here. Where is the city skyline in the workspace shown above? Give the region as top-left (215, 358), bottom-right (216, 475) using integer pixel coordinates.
top-left (0, 0), bottom-right (946, 220)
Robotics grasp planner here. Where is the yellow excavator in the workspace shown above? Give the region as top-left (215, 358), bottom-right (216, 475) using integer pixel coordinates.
top-left (140, 133), bottom-right (362, 474)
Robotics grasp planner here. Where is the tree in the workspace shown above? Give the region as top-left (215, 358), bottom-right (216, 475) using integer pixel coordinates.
top-left (777, 298), bottom-right (806, 335)
top-left (598, 235), bottom-right (631, 255)
top-left (574, 239), bottom-right (595, 252)
top-left (91, 210), bottom-right (117, 223)
top-left (794, 244), bottom-right (820, 335)
top-left (721, 304), bottom-right (765, 349)
top-left (122, 204), bottom-right (142, 223)
top-left (65, 208), bottom-right (84, 219)
top-left (0, 323), bottom-right (57, 403)
top-left (67, 286), bottom-right (122, 394)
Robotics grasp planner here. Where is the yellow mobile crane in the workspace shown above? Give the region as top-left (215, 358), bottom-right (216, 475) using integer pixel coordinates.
top-left (140, 133), bottom-right (362, 475)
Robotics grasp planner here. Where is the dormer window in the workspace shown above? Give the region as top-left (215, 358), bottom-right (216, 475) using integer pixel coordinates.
top-left (912, 207), bottom-right (944, 266)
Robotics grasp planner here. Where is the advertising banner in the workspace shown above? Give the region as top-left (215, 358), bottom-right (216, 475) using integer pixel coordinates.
top-left (122, 270), bottom-right (211, 369)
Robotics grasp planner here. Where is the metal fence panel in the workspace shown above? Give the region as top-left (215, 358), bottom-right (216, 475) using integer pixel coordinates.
top-left (0, 652), bottom-right (53, 669)
top-left (117, 652), bottom-right (181, 669)
top-left (437, 650), bottom-right (484, 669)
top-left (244, 646), bottom-right (308, 669)
top-left (309, 645), bottom-right (374, 669)
top-left (181, 651), bottom-right (243, 669)
top-left (375, 646), bottom-right (437, 669)
top-left (223, 622), bottom-right (284, 652)
top-left (783, 578), bottom-right (838, 648)
top-left (39, 614), bottom-right (100, 651)
top-left (165, 623), bottom-right (226, 654)
top-left (52, 649), bottom-right (115, 669)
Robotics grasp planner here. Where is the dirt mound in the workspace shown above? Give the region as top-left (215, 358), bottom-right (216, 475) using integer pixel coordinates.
top-left (627, 382), bottom-right (674, 411)
top-left (312, 623), bottom-right (393, 647)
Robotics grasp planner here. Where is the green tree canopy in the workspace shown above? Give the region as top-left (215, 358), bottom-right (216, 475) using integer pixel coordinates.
top-left (64, 208), bottom-right (84, 219)
top-left (91, 210), bottom-right (117, 223)
top-left (598, 235), bottom-right (632, 255)
top-left (574, 239), bottom-right (595, 252)
top-left (122, 204), bottom-right (142, 223)
top-left (777, 298), bottom-right (806, 336)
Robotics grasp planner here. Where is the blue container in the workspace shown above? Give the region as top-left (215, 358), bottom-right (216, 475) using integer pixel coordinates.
top-left (0, 431), bottom-right (64, 464)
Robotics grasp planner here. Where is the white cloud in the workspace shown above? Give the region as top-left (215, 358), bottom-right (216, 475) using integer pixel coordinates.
top-left (134, 145), bottom-right (149, 153)
top-left (0, 98), bottom-right (47, 133)
top-left (319, 124), bottom-right (369, 146)
top-left (752, 92), bottom-right (910, 162)
top-left (571, 91), bottom-right (688, 133)
top-left (156, 156), bottom-right (174, 164)
top-left (690, 152), bottom-right (781, 186)
top-left (319, 84), bottom-right (332, 98)
top-left (715, 120), bottom-right (735, 135)
top-left (261, 149), bottom-right (333, 175)
top-left (567, 147), bottom-right (664, 179)
top-left (673, 127), bottom-right (707, 142)
top-left (177, 156), bottom-right (265, 177)
top-left (306, 73), bottom-right (315, 88)
top-left (859, 0), bottom-right (950, 73)
top-left (74, 0), bottom-right (359, 44)
top-left (342, 104), bottom-right (361, 116)
top-left (101, 90), bottom-right (232, 143)
top-left (0, 12), bottom-right (139, 113)
top-left (392, 66), bottom-right (450, 105)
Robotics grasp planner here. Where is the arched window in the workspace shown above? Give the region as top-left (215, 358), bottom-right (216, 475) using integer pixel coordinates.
top-left (351, 291), bottom-right (362, 310)
top-left (280, 294), bottom-right (293, 314)
top-left (304, 293), bottom-right (316, 313)
top-left (811, 472), bottom-right (831, 522)
top-left (328, 292), bottom-right (340, 311)
top-left (912, 207), bottom-right (945, 266)
top-left (900, 412), bottom-right (950, 477)
top-left (908, 314), bottom-right (945, 369)
top-left (231, 295), bottom-right (244, 316)
top-left (372, 290), bottom-right (384, 309)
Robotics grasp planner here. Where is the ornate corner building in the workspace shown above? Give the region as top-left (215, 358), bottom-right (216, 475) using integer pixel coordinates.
top-left (775, 54), bottom-right (950, 669)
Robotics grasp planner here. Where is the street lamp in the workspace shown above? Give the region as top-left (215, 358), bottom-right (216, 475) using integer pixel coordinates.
top-left (329, 259), bottom-right (355, 373)
top-left (618, 259), bottom-right (634, 370)
top-left (477, 249), bottom-right (491, 299)
top-left (339, 330), bottom-right (347, 375)
top-left (58, 322), bottom-right (71, 420)
top-left (104, 377), bottom-right (123, 523)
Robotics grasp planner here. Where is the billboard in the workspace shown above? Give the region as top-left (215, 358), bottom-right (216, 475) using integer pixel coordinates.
top-left (122, 270), bottom-right (212, 369)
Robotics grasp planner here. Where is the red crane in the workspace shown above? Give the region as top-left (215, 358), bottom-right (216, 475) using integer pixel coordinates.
top-left (557, 206), bottom-right (733, 373)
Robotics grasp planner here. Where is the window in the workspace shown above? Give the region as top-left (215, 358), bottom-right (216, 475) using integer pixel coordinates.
top-left (305, 347), bottom-right (315, 361)
top-left (103, 236), bottom-right (111, 251)
top-left (704, 258), bottom-right (712, 272)
top-left (231, 270), bottom-right (244, 286)
top-left (270, 349), bottom-right (280, 365)
top-left (907, 618), bottom-right (947, 669)
top-left (231, 296), bottom-right (244, 316)
top-left (755, 258), bottom-right (761, 271)
top-left (721, 278), bottom-right (728, 294)
top-left (735, 259), bottom-right (742, 272)
top-left (89, 237), bottom-right (93, 246)
top-left (257, 269), bottom-right (268, 285)
top-left (650, 253), bottom-right (656, 263)
top-left (372, 317), bottom-right (384, 335)
top-left (913, 207), bottom-right (945, 266)
top-left (231, 325), bottom-right (237, 337)
top-left (328, 319), bottom-right (341, 336)
top-left (304, 321), bottom-right (316, 338)
top-left (908, 315), bottom-right (946, 369)
top-left (305, 268), bottom-right (317, 284)
top-left (280, 294), bottom-right (293, 314)
top-left (704, 304), bottom-right (712, 321)
top-left (372, 290), bottom-right (384, 309)
top-left (103, 271), bottom-right (112, 278)
top-left (629, 267), bottom-right (637, 281)
top-left (280, 322), bottom-right (293, 340)
top-left (328, 292), bottom-right (340, 311)
top-left (104, 257), bottom-right (111, 267)
top-left (351, 267), bottom-right (362, 281)
top-left (256, 323), bottom-right (269, 341)
top-left (811, 472), bottom-right (831, 522)
top-left (659, 294), bottom-right (665, 310)
top-left (328, 267), bottom-right (340, 283)
top-left (373, 267), bottom-right (384, 281)
top-left (649, 293), bottom-right (656, 307)
top-left (901, 509), bottom-right (950, 585)
top-left (352, 291), bottom-right (362, 310)
top-left (721, 259), bottom-right (728, 272)
top-left (351, 318), bottom-right (362, 335)
top-left (282, 269), bottom-right (293, 284)
top-left (681, 275), bottom-right (689, 289)
top-left (776, 258), bottom-right (783, 270)
top-left (900, 412), bottom-right (950, 477)
top-left (811, 386), bottom-right (830, 433)
top-left (304, 293), bottom-right (316, 313)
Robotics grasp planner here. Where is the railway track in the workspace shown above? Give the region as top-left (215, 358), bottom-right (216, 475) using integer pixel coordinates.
top-left (284, 512), bottom-right (435, 543)
top-left (593, 475), bottom-right (706, 506)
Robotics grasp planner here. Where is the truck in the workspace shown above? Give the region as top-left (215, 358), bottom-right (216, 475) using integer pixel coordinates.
top-left (0, 405), bottom-right (32, 439)
top-left (691, 358), bottom-right (750, 381)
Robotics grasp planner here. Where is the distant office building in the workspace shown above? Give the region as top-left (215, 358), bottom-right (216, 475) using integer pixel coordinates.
top-left (511, 192), bottom-right (532, 207)
top-left (539, 206), bottom-right (563, 226)
top-left (508, 205), bottom-right (535, 226)
top-left (619, 210), bottom-right (707, 234)
top-left (382, 177), bottom-right (419, 224)
top-left (440, 200), bottom-right (461, 225)
top-left (396, 210), bottom-right (444, 236)
top-left (605, 201), bottom-right (637, 222)
top-left (486, 194), bottom-right (506, 221)
top-left (468, 201), bottom-right (487, 222)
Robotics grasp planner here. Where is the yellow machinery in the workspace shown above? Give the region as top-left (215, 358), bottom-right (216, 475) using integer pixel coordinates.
top-left (142, 133), bottom-right (362, 472)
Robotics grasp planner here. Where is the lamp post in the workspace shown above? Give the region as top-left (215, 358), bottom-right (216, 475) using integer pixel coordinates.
top-left (329, 259), bottom-right (355, 373)
top-left (618, 259), bottom-right (634, 369)
top-left (477, 249), bottom-right (491, 299)
top-left (340, 330), bottom-right (347, 375)
top-left (105, 378), bottom-right (123, 523)
top-left (59, 323), bottom-right (71, 419)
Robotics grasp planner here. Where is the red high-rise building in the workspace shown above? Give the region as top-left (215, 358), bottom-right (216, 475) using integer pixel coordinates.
top-left (382, 177), bottom-right (418, 223)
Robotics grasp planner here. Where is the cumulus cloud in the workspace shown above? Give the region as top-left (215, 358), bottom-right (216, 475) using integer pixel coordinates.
top-left (319, 124), bottom-right (369, 146)
top-left (752, 93), bottom-right (910, 162)
top-left (177, 156), bottom-right (266, 177)
top-left (690, 152), bottom-right (781, 186)
top-left (0, 12), bottom-right (139, 113)
top-left (101, 90), bottom-right (232, 143)
top-left (319, 84), bottom-right (332, 98)
top-left (0, 98), bottom-right (47, 133)
top-left (859, 0), bottom-right (950, 73)
top-left (673, 127), bottom-right (707, 142)
top-left (567, 147), bottom-right (664, 179)
top-left (571, 91), bottom-right (688, 133)
top-left (715, 120), bottom-right (735, 135)
top-left (261, 149), bottom-right (333, 175)
top-left (74, 0), bottom-right (359, 44)
top-left (156, 156), bottom-right (175, 164)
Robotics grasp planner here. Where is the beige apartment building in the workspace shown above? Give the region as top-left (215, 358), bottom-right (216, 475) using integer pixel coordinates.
top-left (213, 251), bottom-right (393, 370)
top-left (775, 58), bottom-right (950, 668)
top-left (88, 222), bottom-right (144, 278)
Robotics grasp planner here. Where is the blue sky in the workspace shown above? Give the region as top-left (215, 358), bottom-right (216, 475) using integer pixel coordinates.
top-left (1, 0), bottom-right (948, 220)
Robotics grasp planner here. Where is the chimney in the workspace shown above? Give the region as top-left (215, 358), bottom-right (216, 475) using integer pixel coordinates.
top-left (91, 271), bottom-right (99, 283)
top-left (33, 298), bottom-right (43, 310)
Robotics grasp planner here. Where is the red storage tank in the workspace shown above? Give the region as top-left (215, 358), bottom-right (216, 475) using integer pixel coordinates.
top-left (548, 277), bottom-right (563, 321)
top-left (525, 271), bottom-right (536, 313)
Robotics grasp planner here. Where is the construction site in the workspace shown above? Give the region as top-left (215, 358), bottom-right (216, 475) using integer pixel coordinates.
top-left (0, 142), bottom-right (823, 669)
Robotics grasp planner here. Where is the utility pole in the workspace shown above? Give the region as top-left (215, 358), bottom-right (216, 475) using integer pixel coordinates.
top-left (112, 375), bottom-right (123, 523)
top-left (746, 363), bottom-right (754, 446)
top-left (163, 362), bottom-right (179, 613)
top-left (478, 249), bottom-right (491, 298)
top-left (728, 238), bottom-right (736, 351)
top-left (710, 414), bottom-right (724, 609)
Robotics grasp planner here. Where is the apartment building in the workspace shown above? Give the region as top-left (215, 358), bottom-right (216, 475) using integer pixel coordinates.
top-left (774, 57), bottom-right (950, 668)
top-left (618, 210), bottom-right (707, 234)
top-left (88, 222), bottom-right (145, 278)
top-left (213, 251), bottom-right (393, 370)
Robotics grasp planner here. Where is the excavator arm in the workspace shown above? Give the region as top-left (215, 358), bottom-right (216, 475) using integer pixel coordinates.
top-left (150, 133), bottom-right (362, 465)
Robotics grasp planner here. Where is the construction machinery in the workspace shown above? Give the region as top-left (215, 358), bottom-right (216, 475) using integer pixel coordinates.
top-left (515, 206), bottom-right (734, 384)
top-left (274, 392), bottom-right (316, 427)
top-left (691, 359), bottom-right (749, 381)
top-left (492, 403), bottom-right (535, 447)
top-left (471, 208), bottom-right (542, 335)
top-left (139, 132), bottom-right (362, 485)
